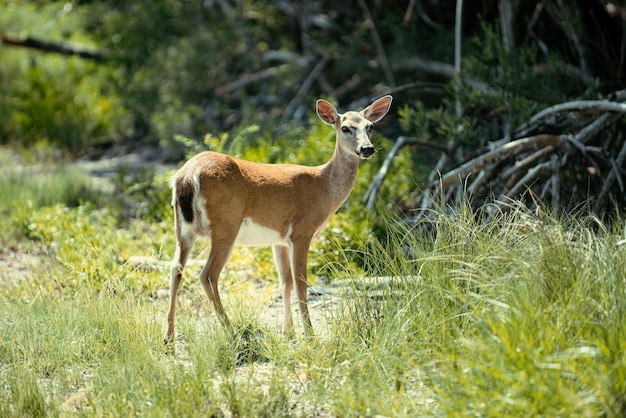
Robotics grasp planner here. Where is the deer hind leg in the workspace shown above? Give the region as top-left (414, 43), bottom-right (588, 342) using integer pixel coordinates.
top-left (167, 235), bottom-right (195, 344)
top-left (273, 244), bottom-right (294, 331)
top-left (198, 235), bottom-right (236, 327)
top-left (290, 238), bottom-right (313, 334)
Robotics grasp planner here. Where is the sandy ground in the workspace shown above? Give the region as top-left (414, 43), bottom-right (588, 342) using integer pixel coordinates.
top-left (0, 245), bottom-right (57, 288)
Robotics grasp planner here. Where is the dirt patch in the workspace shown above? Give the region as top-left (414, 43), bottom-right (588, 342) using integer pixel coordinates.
top-left (127, 255), bottom-right (343, 334)
top-left (0, 246), bottom-right (56, 288)
top-left (126, 255), bottom-right (410, 336)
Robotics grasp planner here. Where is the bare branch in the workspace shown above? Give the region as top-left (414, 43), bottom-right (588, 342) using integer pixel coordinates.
top-left (400, 136), bottom-right (452, 153)
top-left (550, 155), bottom-right (560, 211)
top-left (393, 57), bottom-right (496, 96)
top-left (364, 136), bottom-right (450, 210)
top-left (364, 136), bottom-right (408, 210)
top-left (528, 100), bottom-right (626, 125)
top-left (318, 74), bottom-right (362, 101)
top-left (501, 145), bottom-right (556, 188)
top-left (404, 0), bottom-right (442, 30)
top-left (357, 0), bottom-right (396, 87)
top-left (498, 0), bottom-right (514, 52)
top-left (1, 34), bottom-right (105, 60)
top-left (522, 2), bottom-right (544, 45)
top-left (620, 4), bottom-right (626, 79)
top-left (595, 132), bottom-right (626, 211)
top-left (467, 163), bottom-right (497, 196)
top-left (281, 55), bottom-right (331, 124)
top-left (454, 0), bottom-right (464, 118)
top-left (572, 113), bottom-right (619, 144)
top-left (434, 134), bottom-right (563, 190)
top-left (403, 0), bottom-right (417, 26)
top-left (501, 160), bottom-right (553, 201)
top-left (346, 82), bottom-right (444, 111)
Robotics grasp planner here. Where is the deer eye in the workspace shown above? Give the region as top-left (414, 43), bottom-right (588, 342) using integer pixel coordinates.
top-left (341, 126), bottom-right (351, 134)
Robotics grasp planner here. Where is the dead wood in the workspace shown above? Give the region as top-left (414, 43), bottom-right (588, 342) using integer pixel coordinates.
top-left (357, 0), bottom-right (396, 88)
top-left (1, 34), bottom-right (105, 60)
top-left (367, 93), bottom-right (626, 221)
top-left (281, 55), bottom-right (331, 124)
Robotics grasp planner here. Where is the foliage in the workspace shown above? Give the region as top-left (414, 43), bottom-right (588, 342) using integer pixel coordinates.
top-left (399, 20), bottom-right (597, 150)
top-left (0, 53), bottom-right (129, 153)
top-left (1, 2), bottom-right (625, 412)
top-left (2, 183), bottom-right (625, 415)
top-left (393, 21), bottom-right (626, 218)
top-left (0, 151), bottom-right (103, 246)
top-left (2, 0), bottom-right (623, 220)
top-left (0, 1), bottom-right (130, 153)
top-left (111, 166), bottom-right (174, 224)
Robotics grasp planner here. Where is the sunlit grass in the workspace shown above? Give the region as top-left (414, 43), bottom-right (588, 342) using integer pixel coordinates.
top-left (0, 151), bottom-right (103, 247)
top-left (1, 150), bottom-right (625, 416)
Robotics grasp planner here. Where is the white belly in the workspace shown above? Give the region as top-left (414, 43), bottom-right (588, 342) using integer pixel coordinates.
top-left (235, 218), bottom-right (287, 246)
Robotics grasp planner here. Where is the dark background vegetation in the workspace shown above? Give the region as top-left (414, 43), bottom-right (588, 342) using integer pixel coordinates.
top-left (1, 0), bottom-right (625, 220)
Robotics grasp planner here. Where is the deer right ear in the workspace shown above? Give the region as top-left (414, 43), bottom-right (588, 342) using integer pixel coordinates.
top-left (316, 99), bottom-right (338, 126)
top-left (362, 95), bottom-right (393, 123)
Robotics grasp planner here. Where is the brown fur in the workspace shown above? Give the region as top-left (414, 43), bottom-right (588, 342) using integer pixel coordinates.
top-left (166, 95), bottom-right (393, 346)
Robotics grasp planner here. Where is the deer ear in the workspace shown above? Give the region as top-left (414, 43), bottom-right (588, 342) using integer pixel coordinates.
top-left (316, 99), bottom-right (338, 125)
top-left (362, 95), bottom-right (393, 123)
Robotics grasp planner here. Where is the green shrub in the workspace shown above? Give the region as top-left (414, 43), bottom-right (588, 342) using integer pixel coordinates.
top-left (0, 152), bottom-right (105, 245)
top-left (111, 166), bottom-right (174, 224)
top-left (0, 53), bottom-right (129, 153)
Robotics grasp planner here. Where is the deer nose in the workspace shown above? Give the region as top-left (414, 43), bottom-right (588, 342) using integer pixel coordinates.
top-left (359, 146), bottom-right (376, 159)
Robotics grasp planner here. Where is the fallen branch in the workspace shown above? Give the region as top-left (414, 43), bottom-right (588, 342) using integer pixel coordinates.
top-left (390, 91), bottom-right (626, 222)
top-left (1, 34), bottom-right (105, 60)
top-left (528, 100), bottom-right (626, 125)
top-left (435, 134), bottom-right (563, 190)
top-left (501, 145), bottom-right (556, 189)
top-left (502, 159), bottom-right (553, 201)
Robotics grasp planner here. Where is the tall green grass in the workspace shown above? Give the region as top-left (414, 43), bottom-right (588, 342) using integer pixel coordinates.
top-left (0, 152), bottom-right (104, 247)
top-left (1, 150), bottom-right (625, 416)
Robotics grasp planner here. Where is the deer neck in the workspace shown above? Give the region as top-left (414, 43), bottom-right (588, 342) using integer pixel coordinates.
top-left (320, 137), bottom-right (361, 207)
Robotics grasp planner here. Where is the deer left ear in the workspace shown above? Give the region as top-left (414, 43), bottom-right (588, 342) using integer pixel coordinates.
top-left (362, 95), bottom-right (393, 123)
top-left (316, 99), bottom-right (339, 126)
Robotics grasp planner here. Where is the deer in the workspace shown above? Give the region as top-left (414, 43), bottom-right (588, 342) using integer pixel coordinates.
top-left (166, 95), bottom-right (393, 345)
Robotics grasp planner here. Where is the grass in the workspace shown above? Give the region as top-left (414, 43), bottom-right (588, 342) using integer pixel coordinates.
top-left (1, 149), bottom-right (625, 416)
